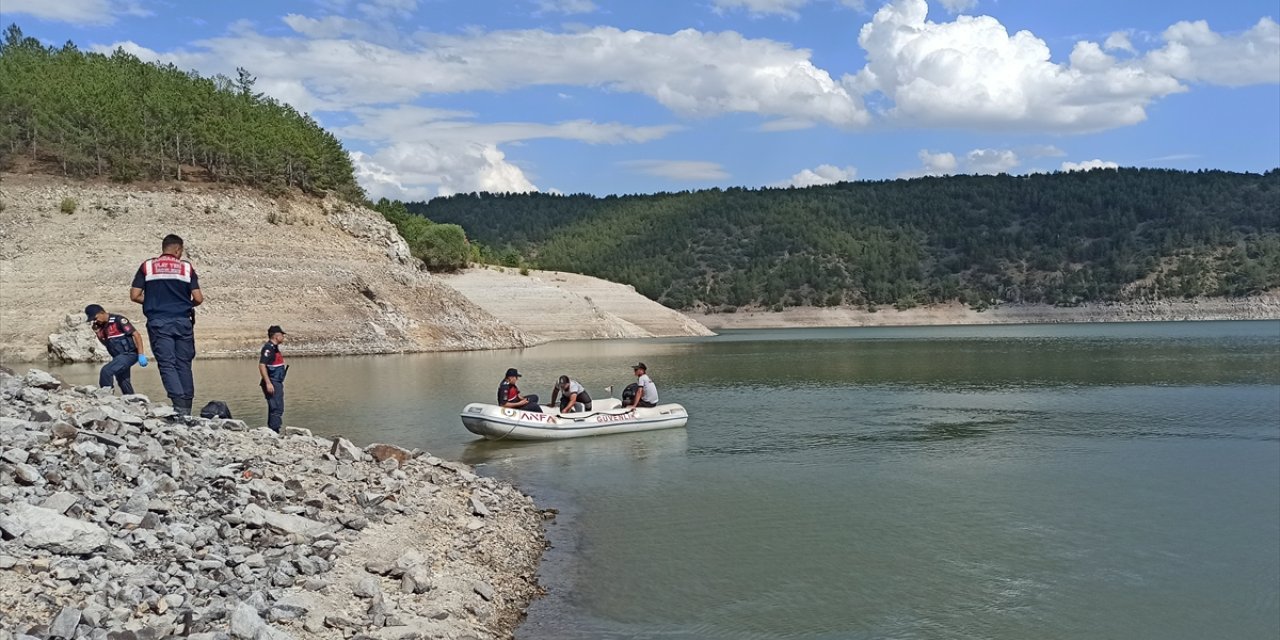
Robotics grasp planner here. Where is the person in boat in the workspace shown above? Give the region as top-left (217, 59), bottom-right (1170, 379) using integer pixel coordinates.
top-left (549, 375), bottom-right (593, 413)
top-left (498, 368), bottom-right (541, 413)
top-left (627, 362), bottom-right (660, 410)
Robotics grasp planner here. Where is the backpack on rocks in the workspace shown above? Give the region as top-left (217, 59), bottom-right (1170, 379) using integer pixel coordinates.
top-left (199, 400), bottom-right (233, 419)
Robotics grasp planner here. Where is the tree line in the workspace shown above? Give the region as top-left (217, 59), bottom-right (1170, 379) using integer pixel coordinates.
top-left (0, 25), bottom-right (364, 201)
top-left (409, 168), bottom-right (1280, 310)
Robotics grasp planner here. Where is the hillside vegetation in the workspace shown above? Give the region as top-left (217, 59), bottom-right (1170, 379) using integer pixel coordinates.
top-left (412, 169), bottom-right (1280, 310)
top-left (0, 25), bottom-right (363, 201)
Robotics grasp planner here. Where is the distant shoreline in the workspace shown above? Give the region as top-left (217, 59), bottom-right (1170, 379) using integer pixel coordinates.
top-left (686, 294), bottom-right (1280, 330)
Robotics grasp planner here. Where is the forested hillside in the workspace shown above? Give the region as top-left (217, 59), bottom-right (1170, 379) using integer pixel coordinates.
top-left (0, 25), bottom-right (363, 201)
top-left (412, 169), bottom-right (1280, 310)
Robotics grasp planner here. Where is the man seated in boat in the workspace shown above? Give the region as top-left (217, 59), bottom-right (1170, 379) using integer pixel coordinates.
top-left (549, 375), bottom-right (593, 413)
top-left (627, 362), bottom-right (660, 410)
top-left (498, 368), bottom-right (541, 413)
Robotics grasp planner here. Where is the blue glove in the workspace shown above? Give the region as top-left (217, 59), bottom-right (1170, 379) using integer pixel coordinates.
top-left (137, 354), bottom-right (149, 367)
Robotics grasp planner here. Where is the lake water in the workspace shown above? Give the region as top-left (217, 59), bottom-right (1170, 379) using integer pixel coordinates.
top-left (36, 321), bottom-right (1280, 640)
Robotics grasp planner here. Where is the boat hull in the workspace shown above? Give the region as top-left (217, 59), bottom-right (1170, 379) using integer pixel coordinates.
top-left (461, 399), bottom-right (688, 440)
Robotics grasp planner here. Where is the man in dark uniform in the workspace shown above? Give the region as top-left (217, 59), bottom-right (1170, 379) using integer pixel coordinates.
top-left (498, 368), bottom-right (540, 413)
top-left (85, 304), bottom-right (147, 395)
top-left (130, 234), bottom-right (203, 416)
top-left (258, 325), bottom-right (288, 432)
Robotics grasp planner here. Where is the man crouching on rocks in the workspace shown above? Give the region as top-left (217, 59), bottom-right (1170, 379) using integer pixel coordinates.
top-left (85, 303), bottom-right (147, 395)
top-left (130, 233), bottom-right (203, 416)
top-left (258, 325), bottom-right (288, 432)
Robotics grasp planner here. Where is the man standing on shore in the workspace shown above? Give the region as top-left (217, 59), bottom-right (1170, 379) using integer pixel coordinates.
top-left (130, 234), bottom-right (203, 416)
top-left (258, 325), bottom-right (288, 432)
top-left (85, 304), bottom-right (147, 395)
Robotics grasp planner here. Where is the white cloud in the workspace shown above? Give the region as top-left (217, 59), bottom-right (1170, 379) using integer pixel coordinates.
top-left (774, 164), bottom-right (857, 187)
top-left (532, 0), bottom-right (598, 15)
top-left (352, 144), bottom-right (537, 199)
top-left (712, 0), bottom-right (810, 18)
top-left (1061, 159), bottom-right (1119, 172)
top-left (1145, 17), bottom-right (1280, 87)
top-left (98, 25), bottom-right (868, 129)
top-left (622, 160), bottom-right (729, 181)
top-left (849, 0), bottom-right (1186, 133)
top-left (337, 105), bottom-right (682, 146)
top-left (965, 148), bottom-right (1019, 174)
top-left (902, 147), bottom-right (1024, 177)
top-left (282, 14), bottom-right (374, 39)
top-left (937, 0), bottom-right (977, 14)
top-left (1022, 144), bottom-right (1066, 158)
top-left (1104, 31), bottom-right (1136, 53)
top-left (356, 0), bottom-right (417, 20)
top-left (901, 149), bottom-right (959, 177)
top-left (1, 0), bottom-right (149, 25)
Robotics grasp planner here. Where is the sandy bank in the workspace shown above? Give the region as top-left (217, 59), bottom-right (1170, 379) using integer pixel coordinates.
top-left (0, 366), bottom-right (546, 639)
top-left (439, 267), bottom-right (714, 341)
top-left (688, 294), bottom-right (1280, 330)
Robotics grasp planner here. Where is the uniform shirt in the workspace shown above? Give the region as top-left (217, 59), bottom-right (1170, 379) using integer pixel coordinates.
top-left (637, 373), bottom-right (659, 404)
top-left (259, 341), bottom-right (285, 369)
top-left (92, 314), bottom-right (137, 357)
top-left (498, 380), bottom-right (521, 405)
top-left (563, 379), bottom-right (592, 403)
top-left (132, 254), bottom-right (200, 320)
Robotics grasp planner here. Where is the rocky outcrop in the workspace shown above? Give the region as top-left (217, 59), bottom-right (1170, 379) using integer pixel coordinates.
top-left (690, 293), bottom-right (1280, 330)
top-left (0, 175), bottom-right (534, 363)
top-left (439, 267), bottom-right (714, 340)
top-left (0, 175), bottom-right (714, 363)
top-left (0, 367), bottom-right (547, 639)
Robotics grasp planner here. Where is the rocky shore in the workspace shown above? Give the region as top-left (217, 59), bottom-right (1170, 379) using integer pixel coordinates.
top-left (0, 367), bottom-right (547, 639)
top-left (689, 294), bottom-right (1280, 330)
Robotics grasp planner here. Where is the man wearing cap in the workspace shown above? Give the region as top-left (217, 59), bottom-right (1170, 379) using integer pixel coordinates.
top-left (498, 368), bottom-right (541, 413)
top-left (628, 362), bottom-right (660, 410)
top-left (258, 326), bottom-right (288, 432)
top-left (130, 233), bottom-right (203, 415)
top-left (549, 374), bottom-right (592, 413)
top-left (85, 304), bottom-right (147, 395)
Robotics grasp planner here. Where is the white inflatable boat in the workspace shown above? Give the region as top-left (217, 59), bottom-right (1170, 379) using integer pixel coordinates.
top-left (461, 398), bottom-right (688, 441)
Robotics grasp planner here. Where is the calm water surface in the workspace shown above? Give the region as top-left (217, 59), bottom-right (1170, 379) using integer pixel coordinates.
top-left (39, 321), bottom-right (1280, 640)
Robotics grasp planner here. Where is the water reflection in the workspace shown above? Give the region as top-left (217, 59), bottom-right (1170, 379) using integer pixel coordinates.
top-left (461, 429), bottom-right (689, 475)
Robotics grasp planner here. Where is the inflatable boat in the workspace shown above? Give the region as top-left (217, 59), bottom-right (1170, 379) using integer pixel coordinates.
top-left (461, 398), bottom-right (688, 441)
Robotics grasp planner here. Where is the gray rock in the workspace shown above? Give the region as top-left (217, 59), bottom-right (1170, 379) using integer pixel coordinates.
top-left (12, 462), bottom-right (44, 485)
top-left (240, 504), bottom-right (338, 538)
top-left (230, 602), bottom-right (266, 639)
top-left (330, 437), bottom-right (363, 462)
top-left (353, 576), bottom-right (381, 598)
top-left (469, 496), bottom-right (490, 518)
top-left (1, 448), bottom-right (29, 464)
top-left (40, 492), bottom-right (79, 514)
top-left (473, 581), bottom-right (495, 602)
top-left (48, 606), bottom-right (81, 639)
top-left (25, 369), bottom-right (63, 389)
top-left (0, 502), bottom-right (109, 554)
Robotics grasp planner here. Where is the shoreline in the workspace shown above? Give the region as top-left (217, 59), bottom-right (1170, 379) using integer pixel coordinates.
top-left (686, 295), bottom-right (1280, 330)
top-left (0, 367), bottom-right (547, 639)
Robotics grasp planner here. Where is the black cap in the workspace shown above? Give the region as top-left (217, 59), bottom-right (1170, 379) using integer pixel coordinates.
top-left (631, 362), bottom-right (647, 370)
top-left (505, 368), bottom-right (522, 378)
top-left (84, 304), bottom-right (105, 322)
top-left (268, 325), bottom-right (287, 337)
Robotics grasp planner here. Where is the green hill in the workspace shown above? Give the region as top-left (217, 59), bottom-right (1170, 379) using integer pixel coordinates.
top-left (410, 169), bottom-right (1280, 310)
top-left (0, 25), bottom-right (363, 201)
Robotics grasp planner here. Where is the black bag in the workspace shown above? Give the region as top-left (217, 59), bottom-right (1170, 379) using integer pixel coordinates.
top-left (620, 383), bottom-right (639, 406)
top-left (199, 400), bottom-right (233, 419)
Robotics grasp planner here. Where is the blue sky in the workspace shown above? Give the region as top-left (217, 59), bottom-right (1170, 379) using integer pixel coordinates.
top-left (3, 0), bottom-right (1278, 200)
